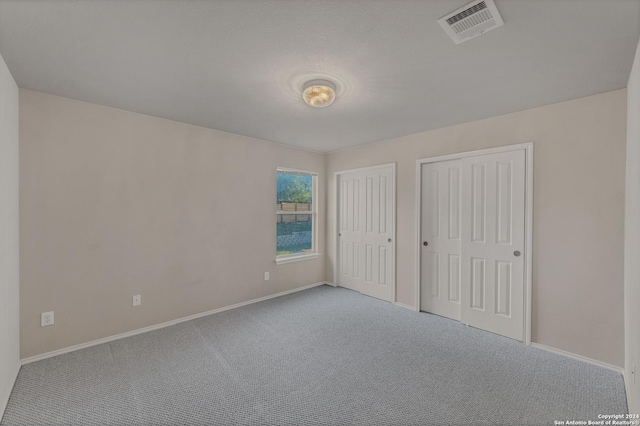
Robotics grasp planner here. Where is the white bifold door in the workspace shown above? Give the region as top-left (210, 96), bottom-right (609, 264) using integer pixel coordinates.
top-left (337, 165), bottom-right (394, 302)
top-left (421, 150), bottom-right (526, 341)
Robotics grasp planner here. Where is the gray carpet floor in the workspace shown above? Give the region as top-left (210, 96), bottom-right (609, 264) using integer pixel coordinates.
top-left (1, 285), bottom-right (627, 426)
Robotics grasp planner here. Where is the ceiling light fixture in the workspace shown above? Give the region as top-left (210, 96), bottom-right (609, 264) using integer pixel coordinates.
top-left (302, 80), bottom-right (336, 108)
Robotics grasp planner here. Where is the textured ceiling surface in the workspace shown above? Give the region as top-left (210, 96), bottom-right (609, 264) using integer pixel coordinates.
top-left (0, 0), bottom-right (639, 152)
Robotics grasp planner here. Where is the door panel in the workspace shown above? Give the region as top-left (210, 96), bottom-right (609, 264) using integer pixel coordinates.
top-left (337, 173), bottom-right (361, 292)
top-left (337, 166), bottom-right (394, 302)
top-left (471, 163), bottom-right (486, 243)
top-left (461, 150), bottom-right (525, 341)
top-left (420, 160), bottom-right (462, 320)
top-left (470, 257), bottom-right (485, 310)
top-left (448, 254), bottom-right (460, 302)
top-left (360, 166), bottom-right (394, 301)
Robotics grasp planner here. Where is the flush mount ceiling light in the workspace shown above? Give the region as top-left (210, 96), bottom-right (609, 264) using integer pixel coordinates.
top-left (302, 80), bottom-right (336, 108)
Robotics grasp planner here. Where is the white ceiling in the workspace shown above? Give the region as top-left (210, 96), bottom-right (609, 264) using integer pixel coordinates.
top-left (0, 0), bottom-right (639, 153)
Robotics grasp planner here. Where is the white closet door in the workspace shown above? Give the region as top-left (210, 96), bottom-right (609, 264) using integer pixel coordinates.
top-left (460, 150), bottom-right (526, 341)
top-left (420, 160), bottom-right (462, 320)
top-left (359, 166), bottom-right (394, 301)
top-left (337, 171), bottom-right (363, 292)
top-left (337, 165), bottom-right (395, 302)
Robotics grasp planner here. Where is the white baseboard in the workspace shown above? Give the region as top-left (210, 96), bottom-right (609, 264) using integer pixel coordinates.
top-left (325, 282), bottom-right (338, 287)
top-left (394, 302), bottom-right (416, 311)
top-left (22, 281), bottom-right (329, 365)
top-left (0, 359), bottom-right (20, 420)
top-left (531, 342), bottom-right (624, 374)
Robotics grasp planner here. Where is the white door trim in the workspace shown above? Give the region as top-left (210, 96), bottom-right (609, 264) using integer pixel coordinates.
top-left (334, 162), bottom-right (397, 303)
top-left (415, 143), bottom-right (534, 345)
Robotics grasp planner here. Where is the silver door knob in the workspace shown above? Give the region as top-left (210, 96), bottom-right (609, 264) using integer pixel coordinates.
top-left (388, 238), bottom-right (392, 243)
top-left (423, 241), bottom-right (428, 246)
top-left (514, 251), bottom-right (521, 257)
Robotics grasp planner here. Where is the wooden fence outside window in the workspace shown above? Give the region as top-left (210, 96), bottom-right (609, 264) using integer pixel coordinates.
top-left (277, 202), bottom-right (311, 223)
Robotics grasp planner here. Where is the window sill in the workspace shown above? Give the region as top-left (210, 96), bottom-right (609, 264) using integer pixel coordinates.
top-left (275, 253), bottom-right (321, 265)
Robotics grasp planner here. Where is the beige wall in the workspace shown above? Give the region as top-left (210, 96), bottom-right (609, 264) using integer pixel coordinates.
top-left (18, 86), bottom-right (629, 369)
top-left (327, 89), bottom-right (627, 367)
top-left (19, 90), bottom-right (326, 359)
top-left (625, 37), bottom-right (640, 413)
top-left (0, 52), bottom-right (20, 416)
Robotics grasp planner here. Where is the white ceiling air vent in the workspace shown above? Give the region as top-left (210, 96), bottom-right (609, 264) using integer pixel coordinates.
top-left (438, 0), bottom-right (504, 44)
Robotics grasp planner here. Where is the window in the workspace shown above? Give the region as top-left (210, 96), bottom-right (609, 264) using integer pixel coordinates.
top-left (276, 168), bottom-right (318, 264)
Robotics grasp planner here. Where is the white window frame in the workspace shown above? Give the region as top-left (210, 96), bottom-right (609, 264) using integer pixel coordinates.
top-left (275, 167), bottom-right (320, 265)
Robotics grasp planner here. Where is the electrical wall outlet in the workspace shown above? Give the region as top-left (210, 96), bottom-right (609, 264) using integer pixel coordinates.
top-left (41, 311), bottom-right (54, 327)
top-left (264, 272), bottom-right (270, 281)
top-left (133, 295), bottom-right (141, 306)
